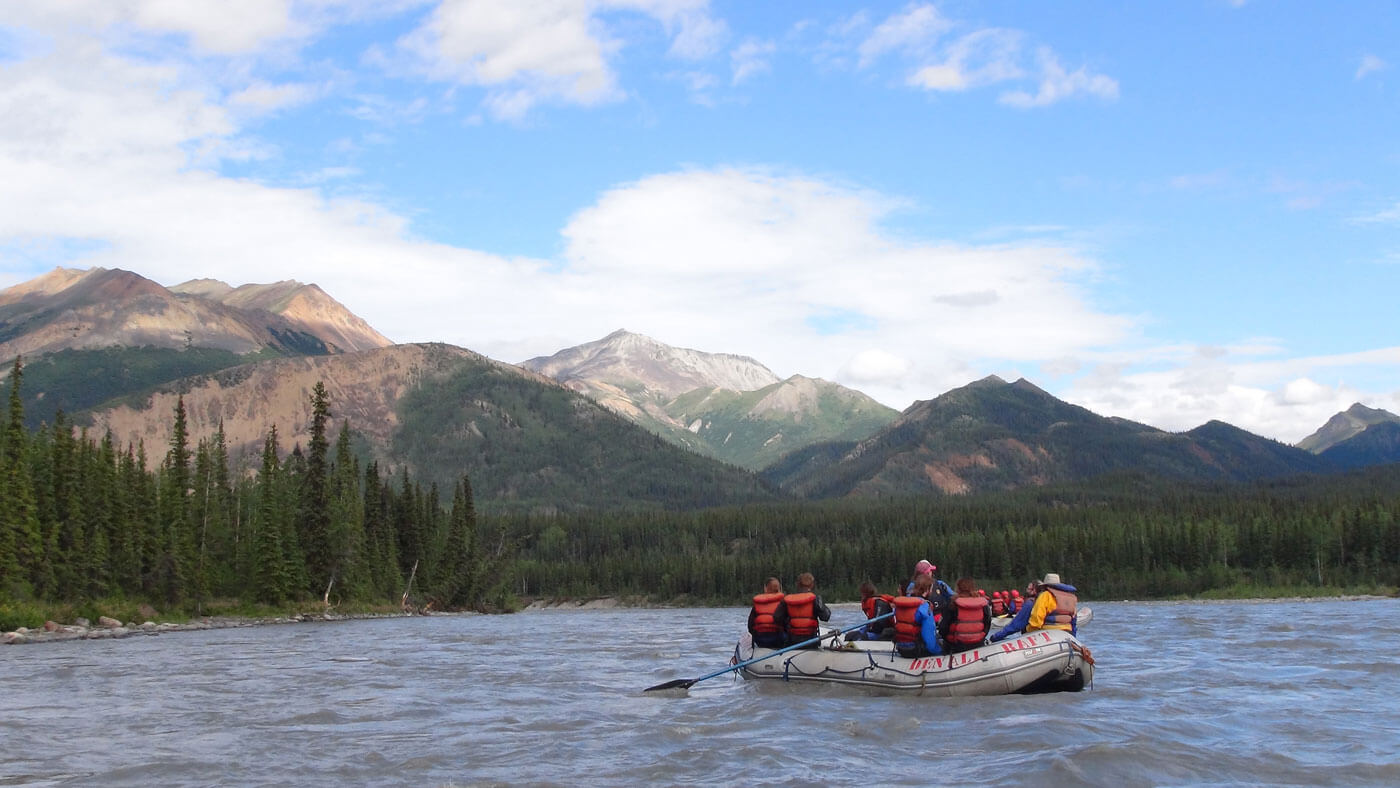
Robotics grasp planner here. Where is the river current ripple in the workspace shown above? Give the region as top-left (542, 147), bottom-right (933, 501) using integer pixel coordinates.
top-left (3, 598), bottom-right (1398, 786)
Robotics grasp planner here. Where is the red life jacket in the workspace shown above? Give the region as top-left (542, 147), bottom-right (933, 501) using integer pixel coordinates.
top-left (991, 596), bottom-right (1007, 616)
top-left (751, 592), bottom-right (783, 634)
top-left (946, 595), bottom-right (989, 645)
top-left (892, 596), bottom-right (925, 647)
top-left (860, 594), bottom-right (896, 620)
top-left (1038, 587), bottom-right (1078, 630)
top-left (784, 592), bottom-right (819, 638)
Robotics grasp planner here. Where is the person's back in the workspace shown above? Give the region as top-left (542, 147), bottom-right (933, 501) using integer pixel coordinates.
top-left (784, 572), bottom-right (830, 648)
top-left (747, 577), bottom-right (787, 649)
top-left (990, 573), bottom-right (1078, 642)
top-left (854, 580), bottom-right (895, 640)
top-left (940, 577), bottom-right (991, 653)
top-left (1027, 573), bottom-right (1078, 635)
top-left (893, 575), bottom-right (942, 658)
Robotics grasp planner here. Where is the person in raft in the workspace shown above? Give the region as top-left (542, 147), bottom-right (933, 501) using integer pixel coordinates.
top-left (846, 581), bottom-right (895, 641)
top-left (783, 572), bottom-right (832, 648)
top-left (905, 559), bottom-right (955, 611)
top-left (1006, 588), bottom-right (1023, 615)
top-left (988, 573), bottom-right (1080, 643)
top-left (893, 574), bottom-right (943, 658)
top-left (938, 577), bottom-right (992, 653)
top-left (747, 576), bottom-right (788, 649)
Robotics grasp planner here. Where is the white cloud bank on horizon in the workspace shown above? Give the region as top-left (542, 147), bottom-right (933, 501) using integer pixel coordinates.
top-left (1, 2), bottom-right (1397, 446)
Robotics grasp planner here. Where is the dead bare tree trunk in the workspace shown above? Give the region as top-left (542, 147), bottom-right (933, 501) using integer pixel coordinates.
top-left (401, 560), bottom-right (418, 613)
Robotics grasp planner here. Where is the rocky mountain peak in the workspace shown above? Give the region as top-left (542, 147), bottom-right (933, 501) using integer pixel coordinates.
top-left (1, 266), bottom-right (392, 359)
top-left (522, 328), bottom-right (780, 401)
top-left (1297, 402), bottom-right (1400, 454)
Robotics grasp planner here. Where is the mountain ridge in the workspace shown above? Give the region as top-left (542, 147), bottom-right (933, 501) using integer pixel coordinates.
top-left (764, 376), bottom-right (1334, 498)
top-left (520, 328), bottom-right (898, 469)
top-left (1, 267), bottom-right (391, 361)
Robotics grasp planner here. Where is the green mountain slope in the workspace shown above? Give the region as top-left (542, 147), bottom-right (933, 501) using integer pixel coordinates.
top-left (5, 346), bottom-right (255, 429)
top-left (1320, 421), bottom-right (1400, 470)
top-left (390, 357), bottom-right (780, 511)
top-left (764, 375), bottom-right (1333, 498)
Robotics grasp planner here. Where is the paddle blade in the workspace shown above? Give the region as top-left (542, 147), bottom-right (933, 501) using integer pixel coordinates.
top-left (643, 678), bottom-right (696, 692)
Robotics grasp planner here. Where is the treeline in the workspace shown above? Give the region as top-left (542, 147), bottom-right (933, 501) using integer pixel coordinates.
top-left (0, 359), bottom-right (511, 614)
top-left (508, 470), bottom-right (1400, 602)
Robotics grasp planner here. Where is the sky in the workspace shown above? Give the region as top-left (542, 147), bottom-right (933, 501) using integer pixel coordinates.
top-left (1, 1), bottom-right (1398, 444)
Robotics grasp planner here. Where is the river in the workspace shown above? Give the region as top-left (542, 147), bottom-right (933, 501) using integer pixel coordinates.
top-left (3, 598), bottom-right (1398, 786)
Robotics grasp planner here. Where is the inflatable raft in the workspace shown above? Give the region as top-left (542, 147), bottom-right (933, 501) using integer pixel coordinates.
top-left (734, 627), bottom-right (1093, 696)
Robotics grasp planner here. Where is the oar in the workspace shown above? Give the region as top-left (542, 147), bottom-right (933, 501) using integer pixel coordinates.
top-left (644, 611), bottom-right (894, 692)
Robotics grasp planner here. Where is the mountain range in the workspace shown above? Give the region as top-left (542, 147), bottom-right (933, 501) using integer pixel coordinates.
top-left (2, 266), bottom-right (1398, 509)
top-left (520, 329), bottom-right (898, 470)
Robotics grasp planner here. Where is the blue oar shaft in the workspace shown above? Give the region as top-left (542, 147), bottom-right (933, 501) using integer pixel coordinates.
top-left (693, 611), bottom-right (894, 684)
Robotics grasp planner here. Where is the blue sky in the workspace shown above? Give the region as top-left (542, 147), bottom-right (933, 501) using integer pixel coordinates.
top-left (1, 1), bottom-right (1397, 442)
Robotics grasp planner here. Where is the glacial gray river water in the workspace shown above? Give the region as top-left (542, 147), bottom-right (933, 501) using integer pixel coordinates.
top-left (3, 598), bottom-right (1398, 786)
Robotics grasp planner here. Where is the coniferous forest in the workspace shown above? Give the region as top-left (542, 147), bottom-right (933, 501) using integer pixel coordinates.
top-left (0, 359), bottom-right (513, 626)
top-left (4, 353), bottom-right (1400, 628)
top-left (506, 468), bottom-right (1400, 604)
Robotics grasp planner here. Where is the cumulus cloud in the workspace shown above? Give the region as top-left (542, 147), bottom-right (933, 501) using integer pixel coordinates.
top-left (5, 0), bottom-right (303, 54)
top-left (228, 80), bottom-right (318, 113)
top-left (553, 167), bottom-right (1131, 406)
top-left (389, 0), bottom-right (724, 119)
top-left (1067, 347), bottom-right (1400, 442)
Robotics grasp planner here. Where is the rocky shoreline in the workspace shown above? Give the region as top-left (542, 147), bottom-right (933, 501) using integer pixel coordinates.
top-left (2, 611), bottom-right (432, 646)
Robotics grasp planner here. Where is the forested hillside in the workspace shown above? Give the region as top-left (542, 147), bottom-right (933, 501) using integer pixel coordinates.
top-left (509, 469), bottom-right (1400, 603)
top-left (0, 359), bottom-right (511, 622)
top-left (11, 346), bottom-right (255, 429)
top-left (389, 360), bottom-right (779, 511)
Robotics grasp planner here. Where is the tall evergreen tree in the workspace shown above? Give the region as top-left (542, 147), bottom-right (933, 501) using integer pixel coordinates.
top-left (0, 358), bottom-right (44, 598)
top-left (298, 382), bottom-right (333, 595)
top-left (252, 426), bottom-right (290, 604)
top-left (328, 420), bottom-right (367, 601)
top-left (156, 396), bottom-right (198, 606)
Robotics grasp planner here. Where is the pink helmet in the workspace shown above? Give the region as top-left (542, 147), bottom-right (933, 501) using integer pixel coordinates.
top-left (914, 560), bottom-right (934, 575)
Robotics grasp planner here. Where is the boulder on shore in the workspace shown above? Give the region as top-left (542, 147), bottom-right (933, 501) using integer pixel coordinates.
top-left (98, 616), bottom-right (122, 628)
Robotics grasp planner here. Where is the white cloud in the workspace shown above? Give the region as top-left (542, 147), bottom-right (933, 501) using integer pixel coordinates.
top-left (1067, 346), bottom-right (1400, 442)
top-left (857, 3), bottom-right (950, 67)
top-left (731, 38), bottom-right (775, 85)
top-left (1351, 202), bottom-right (1400, 225)
top-left (228, 80), bottom-right (318, 113)
top-left (907, 28), bottom-right (1022, 92)
top-left (853, 5), bottom-right (1114, 107)
top-left (390, 0), bottom-right (724, 119)
top-left (1356, 53), bottom-right (1387, 80)
top-left (554, 167), bottom-right (1130, 406)
top-left (999, 47), bottom-right (1118, 108)
top-left (5, 0), bottom-right (303, 54)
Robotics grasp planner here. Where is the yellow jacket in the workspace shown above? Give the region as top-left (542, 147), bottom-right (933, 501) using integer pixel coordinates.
top-left (1027, 589), bottom-right (1074, 632)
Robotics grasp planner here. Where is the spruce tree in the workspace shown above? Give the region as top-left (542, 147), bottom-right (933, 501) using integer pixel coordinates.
top-left (157, 396), bottom-right (197, 606)
top-left (252, 426), bottom-right (289, 604)
top-left (298, 382), bottom-right (333, 595)
top-left (0, 358), bottom-right (44, 598)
